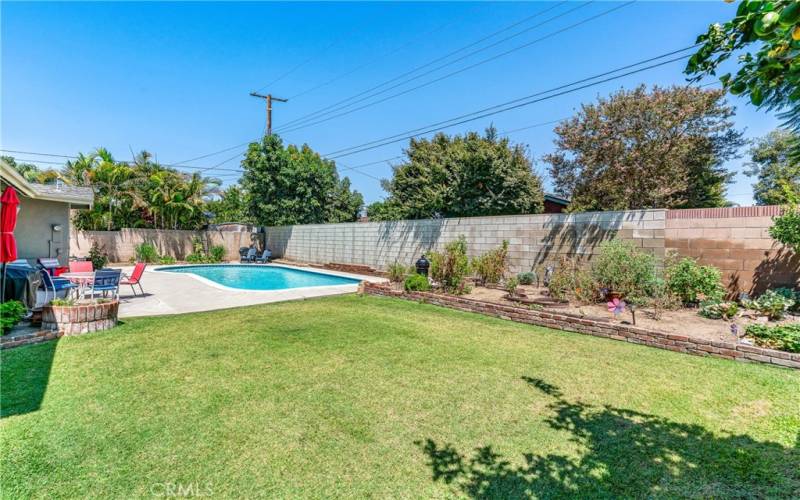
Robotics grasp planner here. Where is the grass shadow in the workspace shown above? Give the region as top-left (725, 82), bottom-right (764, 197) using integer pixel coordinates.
top-left (417, 376), bottom-right (799, 498)
top-left (1, 339), bottom-right (59, 418)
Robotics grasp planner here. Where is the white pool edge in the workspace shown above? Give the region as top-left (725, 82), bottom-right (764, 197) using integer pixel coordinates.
top-left (150, 262), bottom-right (384, 294)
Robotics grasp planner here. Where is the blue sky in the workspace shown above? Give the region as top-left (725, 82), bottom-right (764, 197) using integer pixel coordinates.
top-left (1, 1), bottom-right (782, 205)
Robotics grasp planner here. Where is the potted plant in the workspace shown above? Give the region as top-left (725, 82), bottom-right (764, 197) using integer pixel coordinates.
top-left (42, 297), bottom-right (120, 336)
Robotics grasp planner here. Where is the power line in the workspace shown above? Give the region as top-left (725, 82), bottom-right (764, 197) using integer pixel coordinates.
top-left (287, 6), bottom-right (480, 101)
top-left (322, 45), bottom-right (697, 159)
top-left (172, 6), bottom-right (572, 164)
top-left (324, 53), bottom-right (694, 160)
top-left (162, 2), bottom-right (628, 174)
top-left (0, 149), bottom-right (245, 173)
top-left (339, 155), bottom-right (404, 172)
top-left (498, 119), bottom-right (565, 136)
top-left (283, 1), bottom-right (574, 128)
top-left (276, 1), bottom-right (635, 136)
top-left (251, 24), bottom-right (360, 93)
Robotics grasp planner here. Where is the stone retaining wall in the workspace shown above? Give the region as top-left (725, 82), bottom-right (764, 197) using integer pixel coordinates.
top-left (362, 282), bottom-right (799, 370)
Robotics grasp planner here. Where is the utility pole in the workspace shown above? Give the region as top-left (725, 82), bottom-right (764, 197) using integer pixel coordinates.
top-left (249, 92), bottom-right (288, 136)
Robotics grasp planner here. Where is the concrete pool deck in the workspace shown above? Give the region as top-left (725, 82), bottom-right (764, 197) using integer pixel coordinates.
top-left (115, 263), bottom-right (386, 318)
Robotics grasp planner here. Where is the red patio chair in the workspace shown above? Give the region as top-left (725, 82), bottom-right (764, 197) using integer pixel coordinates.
top-left (121, 262), bottom-right (146, 296)
top-left (69, 260), bottom-right (94, 273)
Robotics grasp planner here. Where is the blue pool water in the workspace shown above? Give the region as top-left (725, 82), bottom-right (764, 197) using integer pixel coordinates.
top-left (156, 265), bottom-right (361, 291)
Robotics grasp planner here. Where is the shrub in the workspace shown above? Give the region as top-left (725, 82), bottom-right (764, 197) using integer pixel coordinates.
top-left (648, 278), bottom-right (682, 320)
top-left (50, 297), bottom-right (76, 306)
top-left (186, 252), bottom-right (207, 264)
top-left (547, 258), bottom-right (596, 303)
top-left (772, 287), bottom-right (800, 311)
top-left (135, 243), bottom-right (160, 263)
top-left (0, 300), bottom-right (26, 334)
top-left (388, 261), bottom-right (408, 283)
top-left (665, 256), bottom-right (724, 304)
top-left (429, 236), bottom-right (470, 294)
top-left (472, 240), bottom-right (509, 285)
top-left (209, 245), bottom-right (226, 263)
top-left (505, 277), bottom-right (520, 297)
top-left (159, 256), bottom-right (177, 265)
top-left (768, 206), bottom-right (800, 251)
top-left (743, 290), bottom-right (795, 320)
top-left (88, 241), bottom-right (108, 269)
top-left (699, 300), bottom-right (739, 320)
top-left (591, 240), bottom-right (657, 300)
top-left (745, 323), bottom-right (800, 353)
top-left (517, 271), bottom-right (536, 286)
top-left (404, 273), bottom-right (431, 292)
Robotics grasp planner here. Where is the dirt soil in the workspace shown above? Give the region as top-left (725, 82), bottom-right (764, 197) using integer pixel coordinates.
top-left (394, 282), bottom-right (797, 345)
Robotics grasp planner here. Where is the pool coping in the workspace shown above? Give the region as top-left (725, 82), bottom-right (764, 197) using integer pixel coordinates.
top-left (151, 262), bottom-right (382, 294)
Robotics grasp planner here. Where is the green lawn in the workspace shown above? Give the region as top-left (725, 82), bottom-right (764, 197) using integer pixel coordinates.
top-left (2, 295), bottom-right (799, 498)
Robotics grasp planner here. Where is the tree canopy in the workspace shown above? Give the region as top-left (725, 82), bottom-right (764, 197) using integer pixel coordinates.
top-left (5, 150), bottom-right (222, 231)
top-left (544, 85), bottom-right (744, 211)
top-left (368, 127), bottom-right (544, 221)
top-left (240, 134), bottom-right (363, 226)
top-left (686, 0), bottom-right (800, 158)
top-left (746, 129), bottom-right (800, 205)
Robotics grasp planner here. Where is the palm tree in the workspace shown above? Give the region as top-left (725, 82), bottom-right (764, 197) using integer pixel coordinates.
top-left (62, 152), bottom-right (99, 186)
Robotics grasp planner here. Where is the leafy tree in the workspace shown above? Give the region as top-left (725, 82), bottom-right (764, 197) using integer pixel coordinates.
top-left (206, 186), bottom-right (251, 223)
top-left (745, 129), bottom-right (800, 205)
top-left (686, 0), bottom-right (800, 158)
top-left (769, 206), bottom-right (800, 250)
top-left (240, 134), bottom-right (363, 226)
top-left (2, 156), bottom-right (61, 183)
top-left (326, 176), bottom-right (364, 223)
top-left (366, 200), bottom-right (406, 221)
top-left (544, 85), bottom-right (744, 211)
top-left (374, 127), bottom-right (544, 221)
top-left (63, 148), bottom-right (221, 231)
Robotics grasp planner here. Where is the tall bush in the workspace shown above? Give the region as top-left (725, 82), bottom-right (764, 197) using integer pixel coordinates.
top-left (472, 240), bottom-right (509, 285)
top-left (429, 236), bottom-right (470, 294)
top-left (88, 241), bottom-right (108, 269)
top-left (134, 243), bottom-right (160, 263)
top-left (547, 258), bottom-right (597, 303)
top-left (769, 206), bottom-right (800, 251)
top-left (664, 256), bottom-right (725, 304)
top-left (591, 239), bottom-right (657, 300)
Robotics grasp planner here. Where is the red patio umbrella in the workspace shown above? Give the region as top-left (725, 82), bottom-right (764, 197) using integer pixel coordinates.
top-left (1, 186), bottom-right (20, 302)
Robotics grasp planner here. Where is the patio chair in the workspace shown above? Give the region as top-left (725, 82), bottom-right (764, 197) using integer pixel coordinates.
top-left (38, 257), bottom-right (69, 276)
top-left (120, 262), bottom-right (147, 296)
top-left (40, 269), bottom-right (77, 303)
top-left (240, 247), bottom-right (257, 263)
top-left (69, 260), bottom-right (94, 273)
top-left (84, 269), bottom-right (122, 299)
top-left (254, 248), bottom-right (271, 263)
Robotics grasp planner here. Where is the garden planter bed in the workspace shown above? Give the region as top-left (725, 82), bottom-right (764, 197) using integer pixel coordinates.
top-left (42, 300), bottom-right (120, 336)
top-left (362, 282), bottom-right (800, 369)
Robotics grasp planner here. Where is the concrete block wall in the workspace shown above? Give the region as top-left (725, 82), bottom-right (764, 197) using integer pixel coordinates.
top-left (72, 228), bottom-right (264, 262)
top-left (264, 210), bottom-right (665, 274)
top-left (665, 206), bottom-right (797, 294)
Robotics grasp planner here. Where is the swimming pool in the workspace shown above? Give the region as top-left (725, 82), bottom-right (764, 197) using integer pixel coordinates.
top-left (155, 264), bottom-right (361, 291)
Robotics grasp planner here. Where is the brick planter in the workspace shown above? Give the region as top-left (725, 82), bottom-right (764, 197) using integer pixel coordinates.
top-left (42, 300), bottom-right (119, 336)
top-left (362, 282), bottom-right (800, 370)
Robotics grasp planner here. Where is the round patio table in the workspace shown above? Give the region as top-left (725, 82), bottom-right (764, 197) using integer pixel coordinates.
top-left (59, 271), bottom-right (94, 298)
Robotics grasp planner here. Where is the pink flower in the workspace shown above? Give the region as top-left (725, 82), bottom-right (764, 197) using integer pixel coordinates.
top-left (607, 298), bottom-right (626, 315)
